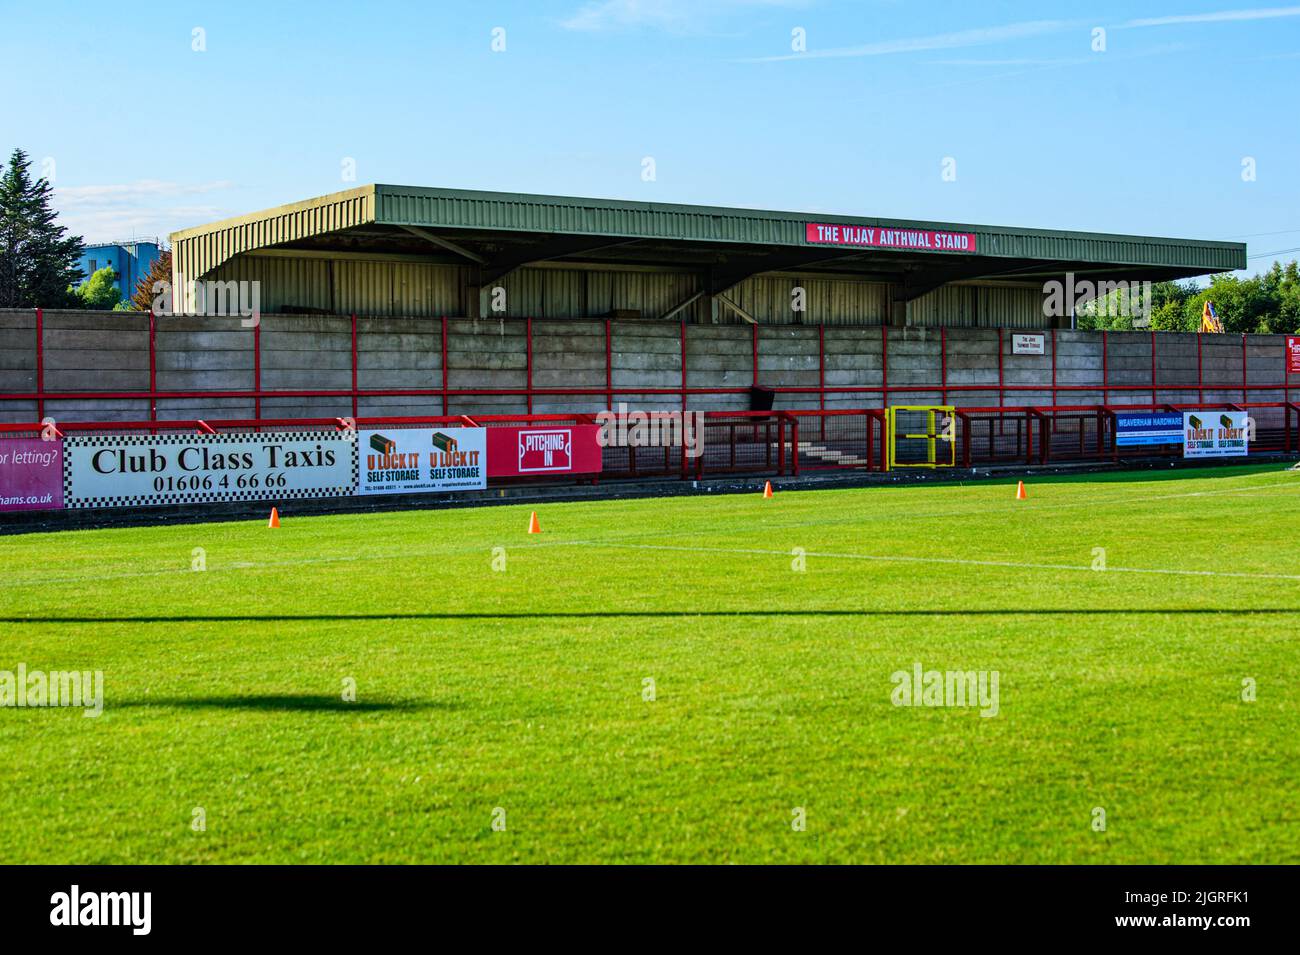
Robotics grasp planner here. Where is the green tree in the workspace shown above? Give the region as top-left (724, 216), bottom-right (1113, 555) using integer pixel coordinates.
top-left (0, 148), bottom-right (84, 307)
top-left (71, 265), bottom-right (123, 309)
top-left (1146, 280), bottom-right (1195, 331)
top-left (1144, 268), bottom-right (1300, 334)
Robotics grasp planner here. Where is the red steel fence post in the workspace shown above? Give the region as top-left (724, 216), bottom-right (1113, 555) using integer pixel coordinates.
top-left (148, 310), bottom-right (157, 425)
top-left (526, 317), bottom-right (533, 415)
top-left (680, 318), bottom-right (687, 412)
top-left (865, 413), bottom-right (873, 471)
top-left (777, 416), bottom-right (785, 475)
top-left (1241, 333), bottom-right (1248, 404)
top-left (881, 325), bottom-right (889, 409)
top-left (940, 326), bottom-right (948, 406)
top-left (34, 307), bottom-right (44, 423)
top-left (997, 327), bottom-right (1004, 408)
top-left (1150, 330), bottom-right (1157, 406)
top-left (791, 415), bottom-right (800, 476)
top-left (1050, 327), bottom-right (1057, 406)
top-left (1101, 330), bottom-right (1108, 406)
top-left (350, 312), bottom-right (358, 420)
top-left (441, 316), bottom-right (449, 416)
top-left (818, 325), bottom-right (826, 411)
top-left (1197, 332), bottom-right (1203, 403)
top-left (253, 317), bottom-right (261, 425)
top-left (605, 318), bottom-right (613, 411)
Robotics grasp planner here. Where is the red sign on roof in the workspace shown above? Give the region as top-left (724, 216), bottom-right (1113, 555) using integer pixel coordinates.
top-left (805, 222), bottom-right (977, 254)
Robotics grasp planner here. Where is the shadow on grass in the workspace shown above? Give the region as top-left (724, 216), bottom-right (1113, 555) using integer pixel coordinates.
top-left (4, 609), bottom-right (1299, 624)
top-left (975, 460), bottom-right (1297, 489)
top-left (114, 694), bottom-right (458, 713)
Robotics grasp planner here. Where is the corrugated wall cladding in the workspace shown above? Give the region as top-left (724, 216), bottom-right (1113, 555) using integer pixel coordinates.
top-left (208, 255), bottom-right (902, 324)
top-left (213, 256), bottom-right (466, 317)
top-left (907, 285), bottom-right (1043, 328)
top-left (171, 186), bottom-right (374, 286)
top-left (722, 276), bottom-right (890, 325)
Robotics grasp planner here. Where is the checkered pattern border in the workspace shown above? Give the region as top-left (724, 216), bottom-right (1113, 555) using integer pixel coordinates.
top-left (63, 432), bottom-right (359, 509)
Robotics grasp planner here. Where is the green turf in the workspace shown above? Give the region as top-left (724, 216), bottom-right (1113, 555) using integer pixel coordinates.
top-left (1, 463), bottom-right (1297, 863)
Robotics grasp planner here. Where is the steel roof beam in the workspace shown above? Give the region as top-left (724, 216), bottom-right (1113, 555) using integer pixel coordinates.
top-left (477, 236), bottom-right (643, 286)
top-left (398, 226), bottom-right (488, 265)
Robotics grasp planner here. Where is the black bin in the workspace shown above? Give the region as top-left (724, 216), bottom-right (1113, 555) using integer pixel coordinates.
top-left (749, 385), bottom-right (776, 412)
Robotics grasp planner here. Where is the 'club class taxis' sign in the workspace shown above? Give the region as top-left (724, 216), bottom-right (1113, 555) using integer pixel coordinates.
top-left (64, 432), bottom-right (356, 508)
top-left (805, 222), bottom-right (977, 254)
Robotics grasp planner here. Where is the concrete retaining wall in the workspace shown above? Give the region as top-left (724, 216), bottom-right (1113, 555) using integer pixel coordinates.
top-left (1, 308), bottom-right (1295, 423)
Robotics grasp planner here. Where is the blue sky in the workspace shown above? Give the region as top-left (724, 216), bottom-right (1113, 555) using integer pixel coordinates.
top-left (3, 1), bottom-right (1298, 270)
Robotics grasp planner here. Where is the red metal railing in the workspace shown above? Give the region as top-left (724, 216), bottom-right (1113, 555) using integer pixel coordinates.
top-left (1, 404), bottom-right (1296, 489)
top-left (955, 402), bottom-right (1300, 468)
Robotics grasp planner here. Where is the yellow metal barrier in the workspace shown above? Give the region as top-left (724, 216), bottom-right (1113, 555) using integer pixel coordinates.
top-left (886, 405), bottom-right (956, 470)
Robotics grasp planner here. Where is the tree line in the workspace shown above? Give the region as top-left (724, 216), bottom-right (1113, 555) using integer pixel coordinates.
top-left (0, 147), bottom-right (169, 311)
top-left (1079, 264), bottom-right (1300, 334)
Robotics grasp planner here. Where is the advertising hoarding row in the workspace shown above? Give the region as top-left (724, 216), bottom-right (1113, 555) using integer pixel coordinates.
top-left (1, 426), bottom-right (602, 513)
top-left (358, 428), bottom-right (486, 495)
top-left (1114, 413), bottom-right (1185, 447)
top-left (63, 432), bottom-right (356, 508)
top-left (1115, 411), bottom-right (1250, 458)
top-left (0, 439), bottom-right (63, 512)
top-left (1183, 411), bottom-right (1248, 458)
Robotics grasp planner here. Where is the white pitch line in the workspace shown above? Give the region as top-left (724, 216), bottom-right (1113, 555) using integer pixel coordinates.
top-left (550, 539), bottom-right (1300, 583)
top-left (713, 475), bottom-right (1300, 534)
top-left (4, 476), bottom-right (1297, 589)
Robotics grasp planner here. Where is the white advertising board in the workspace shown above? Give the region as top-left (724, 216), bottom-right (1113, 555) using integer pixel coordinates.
top-left (65, 432), bottom-right (356, 508)
top-left (357, 428), bottom-right (486, 495)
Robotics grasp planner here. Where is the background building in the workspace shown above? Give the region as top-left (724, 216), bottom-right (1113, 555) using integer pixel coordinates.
top-left (77, 240), bottom-right (162, 298)
top-left (170, 185), bottom-right (1242, 327)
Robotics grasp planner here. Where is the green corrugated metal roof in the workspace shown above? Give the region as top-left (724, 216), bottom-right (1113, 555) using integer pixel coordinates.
top-left (170, 183), bottom-right (1246, 281)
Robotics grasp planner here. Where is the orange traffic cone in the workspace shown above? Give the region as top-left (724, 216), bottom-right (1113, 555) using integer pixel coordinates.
top-left (527, 511), bottom-right (541, 534)
top-left (1015, 481), bottom-right (1027, 501)
top-left (268, 507), bottom-right (281, 528)
top-left (763, 481), bottom-right (773, 499)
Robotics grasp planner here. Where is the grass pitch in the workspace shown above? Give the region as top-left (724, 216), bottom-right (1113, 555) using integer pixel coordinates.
top-left (1, 464), bottom-right (1297, 864)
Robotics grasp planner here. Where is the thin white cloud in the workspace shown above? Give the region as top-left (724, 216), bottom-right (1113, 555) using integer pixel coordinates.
top-left (1120, 5), bottom-right (1300, 28)
top-left (745, 19), bottom-right (1084, 62)
top-left (57, 206), bottom-right (227, 244)
top-left (930, 57), bottom-right (1092, 67)
top-left (743, 6), bottom-right (1300, 64)
top-left (563, 0), bottom-right (805, 33)
top-left (53, 180), bottom-right (237, 242)
top-left (56, 180), bottom-right (235, 205)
